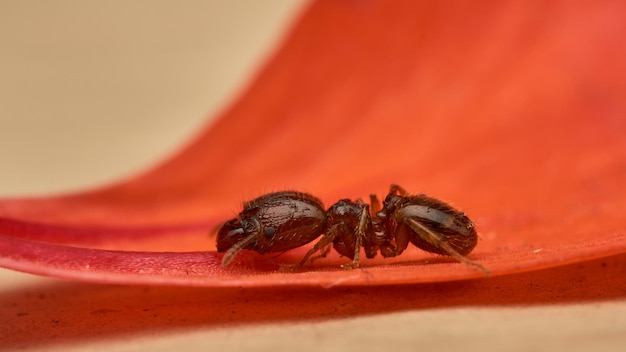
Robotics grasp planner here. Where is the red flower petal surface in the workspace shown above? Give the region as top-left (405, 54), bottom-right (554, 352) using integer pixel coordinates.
top-left (1, 0), bottom-right (626, 287)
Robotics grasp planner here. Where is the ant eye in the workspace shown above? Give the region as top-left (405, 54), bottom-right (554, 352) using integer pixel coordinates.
top-left (264, 227), bottom-right (276, 238)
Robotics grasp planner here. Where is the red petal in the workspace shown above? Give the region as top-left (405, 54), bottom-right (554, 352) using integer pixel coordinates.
top-left (2, 1), bottom-right (626, 287)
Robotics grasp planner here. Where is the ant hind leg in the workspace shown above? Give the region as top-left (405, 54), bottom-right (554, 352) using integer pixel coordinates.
top-left (405, 218), bottom-right (490, 276)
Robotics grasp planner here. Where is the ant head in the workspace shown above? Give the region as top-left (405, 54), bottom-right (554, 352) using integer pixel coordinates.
top-left (216, 218), bottom-right (246, 252)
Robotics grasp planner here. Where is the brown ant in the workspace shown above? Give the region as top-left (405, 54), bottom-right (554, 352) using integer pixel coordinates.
top-left (216, 184), bottom-right (488, 274)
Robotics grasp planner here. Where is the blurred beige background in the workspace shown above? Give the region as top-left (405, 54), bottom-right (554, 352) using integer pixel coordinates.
top-left (0, 0), bottom-right (305, 197)
top-left (1, 1), bottom-right (625, 351)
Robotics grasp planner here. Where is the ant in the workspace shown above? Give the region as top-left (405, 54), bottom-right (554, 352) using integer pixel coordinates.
top-left (216, 184), bottom-right (488, 274)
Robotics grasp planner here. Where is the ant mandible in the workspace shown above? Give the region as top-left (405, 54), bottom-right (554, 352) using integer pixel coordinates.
top-left (216, 184), bottom-right (488, 274)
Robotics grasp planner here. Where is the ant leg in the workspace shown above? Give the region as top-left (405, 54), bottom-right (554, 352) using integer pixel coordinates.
top-left (280, 223), bottom-right (342, 271)
top-left (307, 244), bottom-right (332, 264)
top-left (222, 234), bottom-right (256, 266)
top-left (341, 205), bottom-right (369, 270)
top-left (389, 184), bottom-right (408, 196)
top-left (379, 243), bottom-right (398, 258)
top-left (404, 218), bottom-right (490, 276)
top-left (341, 234), bottom-right (362, 270)
top-left (369, 194), bottom-right (382, 215)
